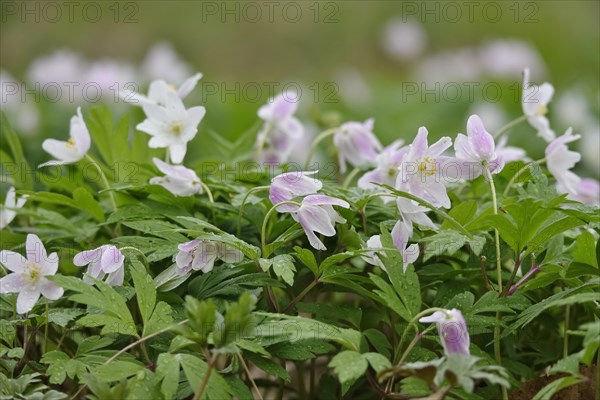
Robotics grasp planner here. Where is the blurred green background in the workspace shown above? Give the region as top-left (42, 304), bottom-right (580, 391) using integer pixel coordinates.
top-left (1, 0), bottom-right (599, 173)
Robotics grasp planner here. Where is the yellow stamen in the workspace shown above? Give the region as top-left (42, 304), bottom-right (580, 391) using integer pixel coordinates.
top-left (537, 104), bottom-right (548, 116)
top-left (22, 261), bottom-right (42, 285)
top-left (171, 122), bottom-right (183, 135)
top-left (65, 137), bottom-right (77, 149)
top-left (418, 156), bottom-right (437, 176)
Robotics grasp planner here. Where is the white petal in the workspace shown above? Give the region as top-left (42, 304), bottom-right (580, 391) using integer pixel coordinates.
top-left (169, 142), bottom-right (187, 164)
top-left (40, 278), bottom-right (64, 300)
top-left (26, 234), bottom-right (47, 264)
top-left (0, 273), bottom-right (25, 293)
top-left (42, 139), bottom-right (82, 163)
top-left (177, 73), bottom-right (203, 98)
top-left (40, 252), bottom-right (59, 276)
top-left (16, 287), bottom-right (41, 314)
top-left (0, 250), bottom-right (27, 272)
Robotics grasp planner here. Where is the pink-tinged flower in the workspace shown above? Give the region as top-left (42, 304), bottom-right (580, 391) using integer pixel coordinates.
top-left (149, 158), bottom-right (203, 196)
top-left (0, 187), bottom-right (28, 230)
top-left (39, 107), bottom-right (90, 167)
top-left (391, 220), bottom-right (420, 268)
top-left (397, 197), bottom-right (437, 233)
top-left (269, 170), bottom-right (322, 212)
top-left (136, 91), bottom-right (206, 164)
top-left (175, 239), bottom-right (243, 275)
top-left (121, 73), bottom-right (202, 107)
top-left (396, 127), bottom-right (453, 209)
top-left (496, 135), bottom-right (529, 164)
top-left (333, 119), bottom-right (382, 173)
top-left (419, 308), bottom-right (470, 356)
top-left (454, 115), bottom-right (504, 180)
top-left (563, 178), bottom-right (600, 206)
top-left (522, 68), bottom-right (555, 142)
top-left (254, 91), bottom-right (304, 163)
top-left (545, 128), bottom-right (581, 195)
top-left (0, 234), bottom-right (63, 314)
top-left (291, 194), bottom-right (350, 251)
top-left (73, 245), bottom-right (125, 286)
top-left (362, 221), bottom-right (419, 272)
top-left (358, 140), bottom-right (407, 194)
top-left (508, 265), bottom-right (540, 296)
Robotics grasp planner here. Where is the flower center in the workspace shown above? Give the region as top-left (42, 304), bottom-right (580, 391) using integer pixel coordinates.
top-left (66, 137), bottom-right (77, 149)
top-left (536, 104), bottom-right (548, 116)
top-left (167, 83), bottom-right (177, 92)
top-left (170, 122), bottom-right (183, 135)
top-left (418, 156), bottom-right (437, 176)
top-left (22, 261), bottom-right (42, 285)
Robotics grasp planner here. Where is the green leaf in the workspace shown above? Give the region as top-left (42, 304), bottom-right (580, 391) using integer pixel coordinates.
top-left (177, 354), bottom-right (232, 400)
top-left (193, 231), bottom-right (260, 260)
top-left (573, 231), bottom-right (598, 268)
top-left (93, 361), bottom-right (145, 382)
top-left (329, 351), bottom-right (368, 390)
top-left (130, 258), bottom-right (156, 325)
top-left (272, 254), bottom-right (296, 286)
top-left (532, 376), bottom-right (584, 400)
top-left (506, 279), bottom-right (600, 335)
top-left (245, 354), bottom-right (291, 382)
top-left (294, 246), bottom-right (318, 276)
top-left (145, 301), bottom-right (174, 336)
top-left (73, 187), bottom-right (105, 222)
top-left (156, 353), bottom-right (179, 400)
top-left (214, 292), bottom-right (257, 347)
top-left (255, 312), bottom-right (361, 351)
top-left (50, 275), bottom-right (137, 337)
top-left (362, 352), bottom-right (392, 373)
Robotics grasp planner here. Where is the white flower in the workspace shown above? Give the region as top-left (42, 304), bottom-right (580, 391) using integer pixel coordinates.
top-left (254, 91), bottom-right (304, 163)
top-left (333, 119), bottom-right (382, 173)
top-left (291, 194), bottom-right (350, 251)
top-left (362, 221), bottom-right (419, 273)
top-left (0, 234), bottom-right (63, 314)
top-left (136, 91), bottom-right (206, 164)
top-left (396, 127), bottom-right (453, 209)
top-left (419, 308), bottom-right (470, 356)
top-left (73, 245), bottom-right (125, 286)
top-left (563, 178), bottom-right (599, 206)
top-left (546, 128), bottom-right (581, 195)
top-left (149, 158), bottom-right (203, 196)
top-left (39, 107), bottom-right (91, 167)
top-left (358, 140), bottom-right (408, 203)
top-left (175, 239), bottom-right (243, 275)
top-left (121, 73), bottom-right (202, 107)
top-left (0, 187), bottom-right (28, 230)
top-left (269, 170), bottom-right (322, 212)
top-left (522, 68), bottom-right (555, 142)
top-left (454, 114), bottom-right (504, 180)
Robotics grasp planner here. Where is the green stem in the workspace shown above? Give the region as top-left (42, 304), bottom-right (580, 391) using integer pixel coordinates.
top-left (69, 320), bottom-right (188, 400)
top-left (485, 163), bottom-right (508, 400)
top-left (503, 158), bottom-right (546, 196)
top-left (563, 304), bottom-right (570, 358)
top-left (397, 325), bottom-right (435, 366)
top-left (237, 185), bottom-right (270, 237)
top-left (342, 167), bottom-right (361, 189)
top-left (393, 307), bottom-right (447, 364)
top-left (493, 114), bottom-right (528, 139)
top-left (44, 300), bottom-right (49, 353)
top-left (237, 351), bottom-right (263, 400)
top-left (193, 352), bottom-right (218, 400)
top-left (261, 200), bottom-right (302, 256)
top-left (200, 183), bottom-right (214, 204)
top-left (282, 278), bottom-right (320, 313)
top-left (85, 154), bottom-right (117, 212)
top-left (304, 128), bottom-right (338, 169)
